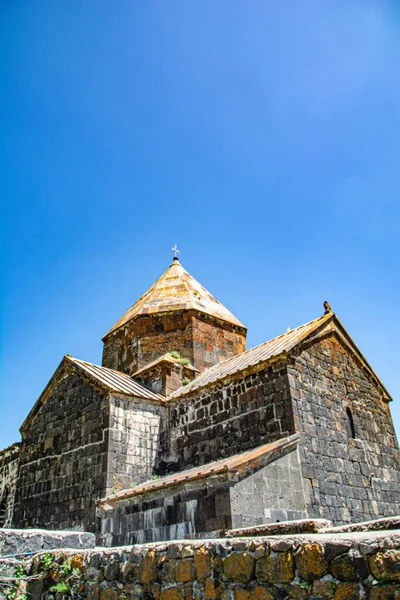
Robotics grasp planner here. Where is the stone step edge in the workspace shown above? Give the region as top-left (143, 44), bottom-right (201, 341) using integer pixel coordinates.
top-left (223, 518), bottom-right (332, 537)
top-left (321, 514), bottom-right (400, 534)
top-left (223, 515), bottom-right (400, 538)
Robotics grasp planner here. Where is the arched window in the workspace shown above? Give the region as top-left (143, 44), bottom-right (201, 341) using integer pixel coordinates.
top-left (346, 408), bottom-right (356, 439)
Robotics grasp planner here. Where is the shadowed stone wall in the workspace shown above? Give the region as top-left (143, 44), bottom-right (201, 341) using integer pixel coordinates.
top-left (290, 334), bottom-right (400, 524)
top-left (0, 444), bottom-right (20, 528)
top-left (13, 530), bottom-right (400, 600)
top-left (100, 476), bottom-right (232, 547)
top-left (13, 373), bottom-right (110, 534)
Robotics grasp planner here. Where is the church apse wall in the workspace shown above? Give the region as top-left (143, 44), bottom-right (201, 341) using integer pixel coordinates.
top-left (289, 333), bottom-right (400, 525)
top-left (162, 361), bottom-right (295, 474)
top-left (13, 372), bottom-right (110, 534)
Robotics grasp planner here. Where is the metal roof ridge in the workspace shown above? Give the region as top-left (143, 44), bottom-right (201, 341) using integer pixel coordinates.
top-left (65, 355), bottom-right (165, 401)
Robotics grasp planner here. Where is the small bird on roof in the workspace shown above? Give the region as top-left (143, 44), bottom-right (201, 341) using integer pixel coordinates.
top-left (323, 300), bottom-right (331, 314)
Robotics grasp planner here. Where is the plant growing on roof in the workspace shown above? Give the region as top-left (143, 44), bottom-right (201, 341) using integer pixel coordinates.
top-left (177, 357), bottom-right (190, 366)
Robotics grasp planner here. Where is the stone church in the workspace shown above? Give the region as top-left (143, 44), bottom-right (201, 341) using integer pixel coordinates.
top-left (1, 255), bottom-right (399, 545)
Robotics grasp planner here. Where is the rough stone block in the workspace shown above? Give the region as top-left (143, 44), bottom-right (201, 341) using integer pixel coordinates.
top-left (370, 550), bottom-right (400, 583)
top-left (255, 551), bottom-right (295, 584)
top-left (223, 552), bottom-right (255, 583)
top-left (296, 543), bottom-right (329, 581)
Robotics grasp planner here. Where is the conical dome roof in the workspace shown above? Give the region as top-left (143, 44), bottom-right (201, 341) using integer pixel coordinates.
top-left (104, 258), bottom-right (246, 338)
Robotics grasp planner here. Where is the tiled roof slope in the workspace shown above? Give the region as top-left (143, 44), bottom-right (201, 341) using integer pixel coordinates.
top-left (169, 311), bottom-right (392, 401)
top-left (169, 312), bottom-right (333, 399)
top-left (103, 258), bottom-right (246, 338)
top-left (21, 356), bottom-right (164, 434)
top-left (66, 356), bottom-right (164, 401)
top-left (99, 434), bottom-right (299, 507)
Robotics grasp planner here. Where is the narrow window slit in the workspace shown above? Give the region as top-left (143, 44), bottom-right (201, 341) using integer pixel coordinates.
top-left (346, 407), bottom-right (356, 439)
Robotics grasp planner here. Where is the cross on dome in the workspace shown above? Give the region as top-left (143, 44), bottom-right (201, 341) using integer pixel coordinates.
top-left (172, 244), bottom-right (180, 259)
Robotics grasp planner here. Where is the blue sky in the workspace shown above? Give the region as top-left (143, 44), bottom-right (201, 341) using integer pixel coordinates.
top-left (1, 1), bottom-right (400, 448)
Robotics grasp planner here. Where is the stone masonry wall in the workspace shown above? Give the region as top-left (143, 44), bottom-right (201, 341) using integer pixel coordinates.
top-left (136, 363), bottom-right (197, 396)
top-left (230, 447), bottom-right (307, 529)
top-left (13, 370), bottom-right (110, 534)
top-left (0, 443), bottom-right (20, 528)
top-left (289, 333), bottom-right (400, 525)
top-left (190, 313), bottom-right (246, 372)
top-left (161, 361), bottom-right (295, 474)
top-left (106, 395), bottom-right (165, 493)
top-left (101, 475), bottom-right (232, 547)
top-left (102, 312), bottom-right (195, 375)
top-left (16, 530), bottom-right (400, 599)
top-left (102, 311), bottom-right (246, 376)
top-left (101, 446), bottom-right (307, 548)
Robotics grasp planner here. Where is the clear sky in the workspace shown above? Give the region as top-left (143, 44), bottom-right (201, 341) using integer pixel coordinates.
top-left (1, 1), bottom-right (400, 449)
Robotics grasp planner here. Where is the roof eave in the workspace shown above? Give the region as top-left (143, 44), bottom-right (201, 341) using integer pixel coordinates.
top-left (169, 351), bottom-right (289, 401)
top-left (98, 434), bottom-right (299, 509)
top-left (20, 356), bottom-right (71, 434)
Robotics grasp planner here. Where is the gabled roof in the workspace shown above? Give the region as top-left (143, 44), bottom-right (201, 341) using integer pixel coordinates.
top-left (99, 434), bottom-right (299, 508)
top-left (21, 356), bottom-right (164, 433)
top-left (65, 356), bottom-right (165, 401)
top-left (133, 352), bottom-right (199, 378)
top-left (169, 312), bottom-right (392, 401)
top-left (103, 258), bottom-right (246, 338)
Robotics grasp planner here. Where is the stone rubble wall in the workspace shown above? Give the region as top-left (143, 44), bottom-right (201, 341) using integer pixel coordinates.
top-left (0, 443), bottom-right (20, 528)
top-left (0, 529), bottom-right (95, 581)
top-left (290, 335), bottom-right (400, 525)
top-left (18, 530), bottom-right (400, 599)
top-left (0, 528), bottom-right (95, 558)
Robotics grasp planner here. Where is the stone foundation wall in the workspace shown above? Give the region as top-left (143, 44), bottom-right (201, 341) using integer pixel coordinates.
top-left (100, 475), bottom-right (232, 546)
top-left (0, 443), bottom-right (20, 528)
top-left (289, 334), bottom-right (400, 524)
top-left (16, 530), bottom-right (400, 599)
top-left (163, 361), bottom-right (294, 474)
top-left (100, 444), bottom-right (306, 547)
